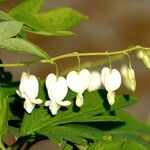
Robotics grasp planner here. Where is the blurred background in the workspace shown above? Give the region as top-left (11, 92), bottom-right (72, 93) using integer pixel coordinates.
top-left (1, 0), bottom-right (150, 149)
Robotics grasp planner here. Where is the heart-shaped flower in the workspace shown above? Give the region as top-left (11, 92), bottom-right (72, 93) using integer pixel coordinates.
top-left (66, 69), bottom-right (91, 107)
top-left (101, 67), bottom-right (121, 91)
top-left (87, 71), bottom-right (102, 92)
top-left (45, 73), bottom-right (71, 115)
top-left (101, 67), bottom-right (121, 105)
top-left (120, 65), bottom-right (136, 91)
top-left (16, 72), bottom-right (42, 113)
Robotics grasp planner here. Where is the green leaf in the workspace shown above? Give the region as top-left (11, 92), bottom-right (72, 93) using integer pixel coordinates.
top-left (0, 38), bottom-right (50, 58)
top-left (0, 11), bottom-right (14, 22)
top-left (62, 143), bottom-right (73, 150)
top-left (0, 84), bottom-right (17, 149)
top-left (0, 88), bottom-right (9, 141)
top-left (9, 0), bottom-right (87, 36)
top-left (24, 29), bottom-right (75, 36)
top-left (87, 137), bottom-right (148, 150)
top-left (106, 111), bottom-right (150, 149)
top-left (39, 124), bottom-right (102, 146)
top-left (0, 21), bottom-right (23, 40)
top-left (38, 126), bottom-right (89, 146)
top-left (20, 87), bottom-right (137, 135)
top-left (10, 0), bottom-right (44, 14)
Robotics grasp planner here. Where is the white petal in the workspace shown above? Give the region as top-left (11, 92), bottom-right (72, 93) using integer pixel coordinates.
top-left (45, 100), bottom-right (50, 106)
top-left (24, 99), bottom-right (35, 113)
top-left (66, 71), bottom-right (84, 93)
top-left (20, 72), bottom-right (28, 83)
top-left (56, 100), bottom-right (71, 106)
top-left (22, 74), bottom-right (39, 99)
top-left (16, 90), bottom-right (23, 98)
top-left (30, 98), bottom-right (43, 104)
top-left (87, 71), bottom-right (101, 92)
top-left (50, 77), bottom-right (68, 102)
top-left (79, 69), bottom-right (91, 91)
top-left (45, 73), bottom-right (57, 89)
top-left (49, 100), bottom-right (61, 115)
top-left (76, 93), bottom-right (83, 107)
top-left (19, 72), bottom-right (28, 94)
top-left (104, 69), bottom-right (121, 91)
top-left (107, 91), bottom-right (115, 105)
top-left (101, 67), bottom-right (110, 86)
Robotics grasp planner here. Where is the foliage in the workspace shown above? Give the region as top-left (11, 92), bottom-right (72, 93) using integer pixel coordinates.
top-left (0, 0), bottom-right (150, 150)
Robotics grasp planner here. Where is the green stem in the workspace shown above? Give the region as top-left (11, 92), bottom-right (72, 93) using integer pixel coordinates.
top-left (60, 55), bottom-right (123, 76)
top-left (0, 45), bottom-right (148, 68)
top-left (123, 51), bottom-right (132, 68)
top-left (0, 140), bottom-right (6, 150)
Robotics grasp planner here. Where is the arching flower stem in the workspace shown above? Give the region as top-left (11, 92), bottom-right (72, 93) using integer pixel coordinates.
top-left (0, 45), bottom-right (150, 68)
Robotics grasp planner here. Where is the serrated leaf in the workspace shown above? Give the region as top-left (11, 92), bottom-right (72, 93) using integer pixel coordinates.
top-left (9, 0), bottom-right (87, 36)
top-left (38, 125), bottom-right (89, 146)
top-left (87, 137), bottom-right (148, 150)
top-left (106, 111), bottom-right (150, 149)
top-left (20, 85), bottom-right (137, 135)
top-left (0, 38), bottom-right (50, 58)
top-left (0, 21), bottom-right (23, 40)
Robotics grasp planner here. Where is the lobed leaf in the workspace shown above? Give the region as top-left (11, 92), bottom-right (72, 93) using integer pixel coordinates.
top-left (87, 137), bottom-right (148, 150)
top-left (9, 0), bottom-right (87, 36)
top-left (20, 86), bottom-right (137, 135)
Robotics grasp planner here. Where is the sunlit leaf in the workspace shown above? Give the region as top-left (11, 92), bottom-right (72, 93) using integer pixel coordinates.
top-left (0, 38), bottom-right (50, 58)
top-left (0, 21), bottom-right (23, 40)
top-left (9, 0), bottom-right (87, 36)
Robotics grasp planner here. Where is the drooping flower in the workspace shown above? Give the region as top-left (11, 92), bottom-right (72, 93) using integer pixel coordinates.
top-left (120, 65), bottom-right (136, 91)
top-left (16, 72), bottom-right (42, 113)
top-left (101, 67), bottom-right (121, 105)
top-left (137, 51), bottom-right (150, 69)
top-left (87, 71), bottom-right (102, 92)
top-left (45, 73), bottom-right (71, 115)
top-left (66, 69), bottom-right (91, 107)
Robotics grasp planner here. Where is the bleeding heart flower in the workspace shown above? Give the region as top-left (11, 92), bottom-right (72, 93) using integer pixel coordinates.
top-left (66, 69), bottom-right (91, 107)
top-left (45, 73), bottom-right (71, 115)
top-left (16, 72), bottom-right (42, 113)
top-left (87, 71), bottom-right (102, 92)
top-left (101, 67), bottom-right (121, 105)
top-left (120, 65), bottom-right (136, 91)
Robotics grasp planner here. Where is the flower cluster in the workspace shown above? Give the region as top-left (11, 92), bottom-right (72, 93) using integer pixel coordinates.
top-left (16, 66), bottom-right (135, 115)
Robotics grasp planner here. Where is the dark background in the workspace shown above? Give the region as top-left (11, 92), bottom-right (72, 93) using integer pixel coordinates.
top-left (1, 0), bottom-right (150, 149)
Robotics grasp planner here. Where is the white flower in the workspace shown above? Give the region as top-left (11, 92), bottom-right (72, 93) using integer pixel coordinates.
top-left (45, 73), bottom-right (71, 115)
top-left (137, 51), bottom-right (150, 69)
top-left (87, 71), bottom-right (102, 92)
top-left (16, 72), bottom-right (42, 113)
top-left (120, 65), bottom-right (136, 91)
top-left (101, 67), bottom-right (121, 105)
top-left (66, 69), bottom-right (91, 107)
